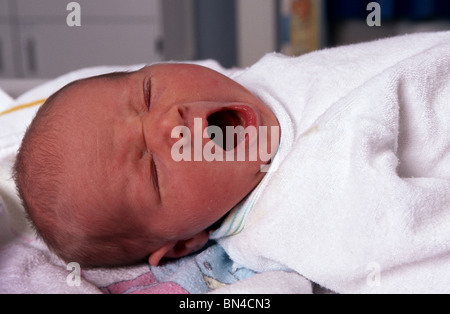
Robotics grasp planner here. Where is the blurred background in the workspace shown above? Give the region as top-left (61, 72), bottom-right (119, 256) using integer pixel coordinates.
top-left (0, 0), bottom-right (449, 79)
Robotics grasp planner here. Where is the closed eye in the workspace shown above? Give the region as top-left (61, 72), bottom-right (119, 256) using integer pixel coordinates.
top-left (141, 116), bottom-right (160, 201)
top-left (143, 76), bottom-right (152, 111)
top-left (150, 154), bottom-right (161, 200)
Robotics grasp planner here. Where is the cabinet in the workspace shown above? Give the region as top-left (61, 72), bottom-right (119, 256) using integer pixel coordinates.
top-left (0, 0), bottom-right (163, 78)
top-left (0, 23), bottom-right (15, 77)
top-left (0, 1), bottom-right (15, 77)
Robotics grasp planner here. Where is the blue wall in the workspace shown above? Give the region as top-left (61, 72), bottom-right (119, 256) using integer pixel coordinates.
top-left (329, 0), bottom-right (450, 20)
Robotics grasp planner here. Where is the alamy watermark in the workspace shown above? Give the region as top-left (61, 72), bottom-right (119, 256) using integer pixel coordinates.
top-left (66, 1), bottom-right (382, 28)
top-left (66, 2), bottom-right (81, 27)
top-left (66, 262), bottom-right (81, 287)
top-left (367, 2), bottom-right (382, 27)
top-left (366, 262), bottom-right (381, 287)
top-left (170, 118), bottom-right (280, 172)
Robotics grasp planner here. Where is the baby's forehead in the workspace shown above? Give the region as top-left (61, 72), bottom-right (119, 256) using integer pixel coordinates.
top-left (72, 71), bottom-right (132, 92)
top-left (52, 72), bottom-right (133, 116)
top-left (59, 70), bottom-right (131, 94)
top-left (44, 78), bottom-right (120, 149)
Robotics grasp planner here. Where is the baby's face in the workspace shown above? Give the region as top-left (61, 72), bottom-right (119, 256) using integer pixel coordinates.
top-left (55, 64), bottom-right (279, 255)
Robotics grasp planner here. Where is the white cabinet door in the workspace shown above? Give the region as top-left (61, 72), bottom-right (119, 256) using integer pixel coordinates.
top-left (0, 0), bottom-right (9, 18)
top-left (0, 0), bottom-right (16, 77)
top-left (0, 24), bottom-right (16, 77)
top-left (19, 23), bottom-right (162, 78)
top-left (16, 0), bottom-right (160, 18)
top-left (14, 0), bottom-right (163, 78)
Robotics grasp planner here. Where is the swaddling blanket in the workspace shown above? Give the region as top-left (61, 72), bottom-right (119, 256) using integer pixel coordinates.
top-left (216, 31), bottom-right (450, 294)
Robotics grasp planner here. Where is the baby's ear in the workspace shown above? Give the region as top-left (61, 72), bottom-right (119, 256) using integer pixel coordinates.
top-left (148, 231), bottom-right (209, 266)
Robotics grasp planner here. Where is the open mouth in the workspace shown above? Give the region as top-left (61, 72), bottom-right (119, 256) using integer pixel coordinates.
top-left (206, 106), bottom-right (256, 151)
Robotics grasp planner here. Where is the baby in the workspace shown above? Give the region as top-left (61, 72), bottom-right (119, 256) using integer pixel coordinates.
top-left (13, 31), bottom-right (450, 294)
top-left (13, 63), bottom-right (281, 268)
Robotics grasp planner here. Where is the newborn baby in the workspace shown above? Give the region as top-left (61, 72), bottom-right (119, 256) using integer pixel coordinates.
top-left (14, 63), bottom-right (280, 268)
top-left (14, 31), bottom-right (450, 294)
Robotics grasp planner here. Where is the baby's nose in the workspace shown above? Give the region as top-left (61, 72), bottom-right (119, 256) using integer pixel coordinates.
top-left (143, 106), bottom-right (185, 152)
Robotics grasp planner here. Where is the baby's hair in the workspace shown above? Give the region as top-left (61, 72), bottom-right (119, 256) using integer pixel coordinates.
top-left (14, 73), bottom-right (161, 268)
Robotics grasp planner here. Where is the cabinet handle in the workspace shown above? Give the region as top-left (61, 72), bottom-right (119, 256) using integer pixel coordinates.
top-left (25, 37), bottom-right (37, 75)
top-left (0, 38), bottom-right (4, 74)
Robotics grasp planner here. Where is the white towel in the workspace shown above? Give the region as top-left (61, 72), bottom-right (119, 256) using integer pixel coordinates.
top-left (216, 31), bottom-right (450, 294)
top-left (0, 89), bottom-right (13, 112)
